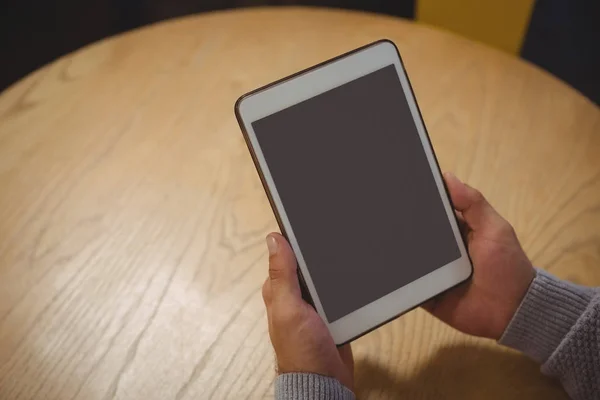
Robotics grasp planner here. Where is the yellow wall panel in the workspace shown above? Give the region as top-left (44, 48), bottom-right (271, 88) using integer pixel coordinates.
top-left (417, 0), bottom-right (536, 54)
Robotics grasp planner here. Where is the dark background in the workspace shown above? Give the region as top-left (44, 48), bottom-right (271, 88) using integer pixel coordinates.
top-left (1, 0), bottom-right (598, 104)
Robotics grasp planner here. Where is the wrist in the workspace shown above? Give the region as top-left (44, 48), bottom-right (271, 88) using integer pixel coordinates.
top-left (493, 263), bottom-right (536, 339)
top-left (276, 358), bottom-right (354, 391)
top-left (275, 373), bottom-right (355, 400)
top-left (499, 269), bottom-right (595, 363)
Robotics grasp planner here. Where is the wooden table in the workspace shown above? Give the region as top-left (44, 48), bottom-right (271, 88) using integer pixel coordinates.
top-left (0, 7), bottom-right (598, 400)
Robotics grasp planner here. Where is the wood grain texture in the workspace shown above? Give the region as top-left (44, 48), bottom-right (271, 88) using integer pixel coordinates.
top-left (0, 7), bottom-right (598, 400)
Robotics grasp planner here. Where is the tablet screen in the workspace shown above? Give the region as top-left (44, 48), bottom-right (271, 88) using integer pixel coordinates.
top-left (252, 64), bottom-right (461, 323)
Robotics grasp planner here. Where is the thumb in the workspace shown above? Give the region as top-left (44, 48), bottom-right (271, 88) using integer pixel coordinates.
top-left (266, 233), bottom-right (302, 302)
top-left (443, 172), bottom-right (502, 231)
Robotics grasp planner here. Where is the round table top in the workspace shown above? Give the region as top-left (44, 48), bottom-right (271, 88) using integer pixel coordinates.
top-left (0, 7), bottom-right (598, 400)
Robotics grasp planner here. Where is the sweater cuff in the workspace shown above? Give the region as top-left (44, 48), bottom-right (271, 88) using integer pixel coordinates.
top-left (499, 269), bottom-right (595, 364)
top-left (275, 373), bottom-right (355, 400)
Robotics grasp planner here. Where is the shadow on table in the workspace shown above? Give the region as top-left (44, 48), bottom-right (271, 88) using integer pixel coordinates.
top-left (355, 344), bottom-right (567, 400)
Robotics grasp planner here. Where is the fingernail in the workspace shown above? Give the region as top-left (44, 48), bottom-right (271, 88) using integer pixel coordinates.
top-left (266, 234), bottom-right (278, 256)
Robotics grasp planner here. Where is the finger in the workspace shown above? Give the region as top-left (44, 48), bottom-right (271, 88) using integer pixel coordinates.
top-left (421, 293), bottom-right (443, 314)
top-left (338, 344), bottom-right (354, 371)
top-left (421, 298), bottom-right (435, 313)
top-left (443, 172), bottom-right (502, 231)
top-left (262, 277), bottom-right (272, 306)
top-left (421, 279), bottom-right (469, 317)
top-left (454, 210), bottom-right (465, 225)
top-left (266, 233), bottom-right (302, 302)
top-left (262, 278), bottom-right (275, 331)
top-left (455, 211), bottom-right (471, 241)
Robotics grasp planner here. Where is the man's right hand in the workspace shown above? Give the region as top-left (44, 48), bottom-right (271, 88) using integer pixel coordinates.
top-left (424, 173), bottom-right (535, 340)
top-left (262, 233), bottom-right (355, 390)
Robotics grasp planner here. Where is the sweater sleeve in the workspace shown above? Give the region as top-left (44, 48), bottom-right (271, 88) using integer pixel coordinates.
top-left (499, 269), bottom-right (600, 399)
top-left (275, 373), bottom-right (355, 400)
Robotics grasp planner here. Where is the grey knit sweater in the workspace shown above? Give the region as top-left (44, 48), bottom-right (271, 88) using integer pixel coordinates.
top-left (275, 270), bottom-right (599, 399)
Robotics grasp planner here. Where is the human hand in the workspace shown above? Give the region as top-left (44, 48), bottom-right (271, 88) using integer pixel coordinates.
top-left (262, 233), bottom-right (354, 389)
top-left (424, 173), bottom-right (535, 340)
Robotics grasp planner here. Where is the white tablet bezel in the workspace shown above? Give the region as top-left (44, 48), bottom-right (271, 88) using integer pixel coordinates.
top-left (235, 40), bottom-right (472, 345)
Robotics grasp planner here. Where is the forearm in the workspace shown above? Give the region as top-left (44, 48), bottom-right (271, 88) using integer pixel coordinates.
top-left (275, 373), bottom-right (355, 400)
top-left (500, 269), bottom-right (600, 399)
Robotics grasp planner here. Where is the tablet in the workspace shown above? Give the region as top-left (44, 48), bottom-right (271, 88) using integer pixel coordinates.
top-left (235, 39), bottom-right (472, 345)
